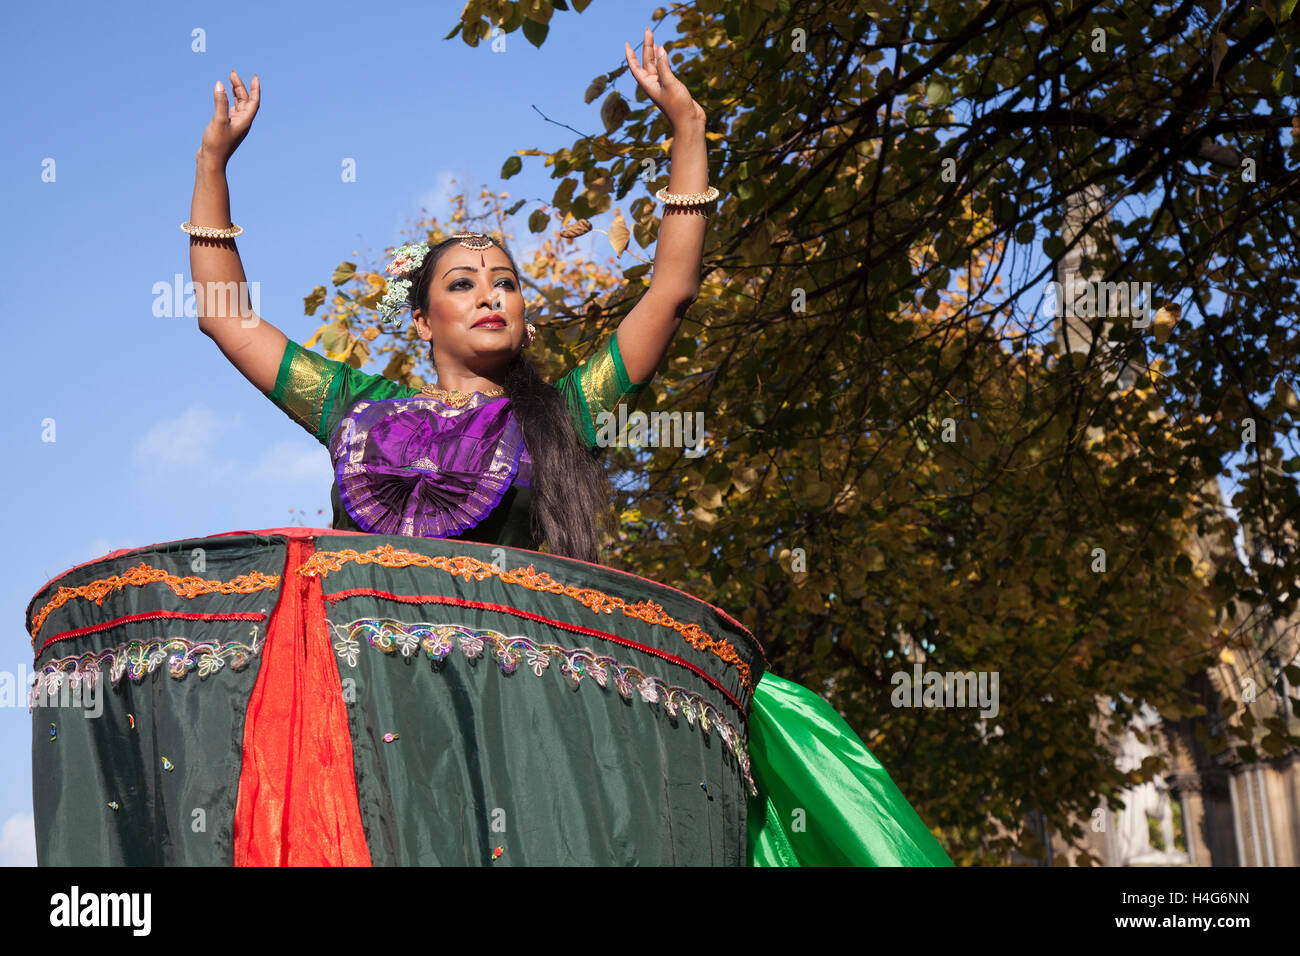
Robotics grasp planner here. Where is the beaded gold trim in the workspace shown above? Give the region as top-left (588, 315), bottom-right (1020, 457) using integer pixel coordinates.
top-left (30, 563), bottom-right (281, 643)
top-left (449, 232), bottom-right (497, 249)
top-left (417, 384), bottom-right (505, 408)
top-left (296, 545), bottom-right (753, 692)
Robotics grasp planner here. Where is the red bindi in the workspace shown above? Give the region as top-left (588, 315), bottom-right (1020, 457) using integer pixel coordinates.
top-left (480, 253), bottom-right (486, 267)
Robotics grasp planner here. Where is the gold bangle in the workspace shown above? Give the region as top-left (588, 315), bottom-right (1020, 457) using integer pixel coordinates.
top-left (655, 185), bottom-right (719, 207)
top-left (181, 220), bottom-right (244, 239)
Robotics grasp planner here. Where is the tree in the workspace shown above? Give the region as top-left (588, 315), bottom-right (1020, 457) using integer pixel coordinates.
top-left (301, 0), bottom-right (1300, 864)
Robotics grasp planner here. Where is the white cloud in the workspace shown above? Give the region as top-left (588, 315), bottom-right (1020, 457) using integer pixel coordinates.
top-left (85, 536), bottom-right (114, 557)
top-left (245, 440), bottom-right (330, 484)
top-left (130, 409), bottom-right (331, 492)
top-left (82, 537), bottom-right (128, 563)
top-left (0, 812), bottom-right (36, 866)
top-left (413, 169), bottom-right (464, 227)
top-left (132, 405), bottom-right (230, 472)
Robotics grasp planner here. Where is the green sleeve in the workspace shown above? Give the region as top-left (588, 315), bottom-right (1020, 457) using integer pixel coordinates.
top-left (265, 338), bottom-right (416, 446)
top-left (553, 328), bottom-right (651, 450)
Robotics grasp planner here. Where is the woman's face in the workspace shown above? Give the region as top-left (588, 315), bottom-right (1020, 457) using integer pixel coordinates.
top-left (412, 244), bottom-right (526, 371)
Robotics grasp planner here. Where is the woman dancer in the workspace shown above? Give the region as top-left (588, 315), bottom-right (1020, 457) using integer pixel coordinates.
top-left (174, 31), bottom-right (948, 866)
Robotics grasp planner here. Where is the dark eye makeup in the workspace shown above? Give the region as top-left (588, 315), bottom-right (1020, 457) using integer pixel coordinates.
top-left (450, 278), bottom-right (516, 291)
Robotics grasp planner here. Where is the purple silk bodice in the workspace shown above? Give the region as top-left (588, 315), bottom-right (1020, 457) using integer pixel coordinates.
top-left (327, 395), bottom-right (534, 540)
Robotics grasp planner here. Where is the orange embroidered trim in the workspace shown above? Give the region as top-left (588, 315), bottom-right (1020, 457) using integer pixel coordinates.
top-left (296, 546), bottom-right (753, 692)
top-left (30, 563), bottom-right (281, 645)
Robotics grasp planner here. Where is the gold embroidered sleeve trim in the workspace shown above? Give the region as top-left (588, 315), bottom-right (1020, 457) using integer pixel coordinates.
top-left (268, 340), bottom-right (343, 445)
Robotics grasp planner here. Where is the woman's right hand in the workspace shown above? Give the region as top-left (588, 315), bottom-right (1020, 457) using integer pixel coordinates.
top-left (197, 70), bottom-right (260, 166)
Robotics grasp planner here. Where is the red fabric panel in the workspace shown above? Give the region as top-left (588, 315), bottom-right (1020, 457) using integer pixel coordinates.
top-left (233, 535), bottom-right (371, 866)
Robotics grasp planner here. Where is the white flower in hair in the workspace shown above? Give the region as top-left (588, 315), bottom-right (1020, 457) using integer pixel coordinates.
top-left (378, 242), bottom-right (430, 327)
top-left (385, 242), bottom-right (430, 277)
top-left (379, 278), bottom-right (413, 327)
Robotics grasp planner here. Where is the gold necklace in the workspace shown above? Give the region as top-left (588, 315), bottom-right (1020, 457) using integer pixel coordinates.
top-left (419, 382), bottom-right (505, 409)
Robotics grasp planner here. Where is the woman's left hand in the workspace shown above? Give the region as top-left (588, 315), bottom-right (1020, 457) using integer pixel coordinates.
top-left (624, 27), bottom-right (705, 127)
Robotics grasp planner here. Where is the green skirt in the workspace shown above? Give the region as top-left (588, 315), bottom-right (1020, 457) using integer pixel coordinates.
top-left (25, 527), bottom-right (949, 866)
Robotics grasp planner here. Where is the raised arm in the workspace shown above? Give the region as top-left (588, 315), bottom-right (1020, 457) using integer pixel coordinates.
top-left (614, 28), bottom-right (709, 387)
top-left (189, 70), bottom-right (287, 394)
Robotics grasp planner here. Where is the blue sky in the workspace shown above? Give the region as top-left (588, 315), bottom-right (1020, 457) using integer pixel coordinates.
top-left (1, 0), bottom-right (677, 865)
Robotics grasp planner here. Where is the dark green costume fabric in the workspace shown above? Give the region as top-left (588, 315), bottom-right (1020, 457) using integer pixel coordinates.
top-left (26, 533), bottom-right (282, 865)
top-left (312, 533), bottom-right (759, 865)
top-left (26, 530), bottom-right (766, 866)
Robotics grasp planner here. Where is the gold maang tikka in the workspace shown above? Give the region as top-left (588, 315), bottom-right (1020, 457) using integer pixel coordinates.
top-left (450, 232), bottom-right (497, 250)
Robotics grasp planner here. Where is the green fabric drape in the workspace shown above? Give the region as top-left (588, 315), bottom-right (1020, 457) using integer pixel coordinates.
top-left (747, 672), bottom-right (952, 866)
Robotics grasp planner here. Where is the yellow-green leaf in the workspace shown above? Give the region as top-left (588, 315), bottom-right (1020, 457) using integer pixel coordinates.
top-left (608, 209), bottom-right (630, 257)
top-left (584, 76), bottom-right (607, 104)
top-left (521, 16), bottom-right (548, 47)
top-left (304, 285), bottom-right (327, 315)
top-left (600, 91), bottom-right (630, 134)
